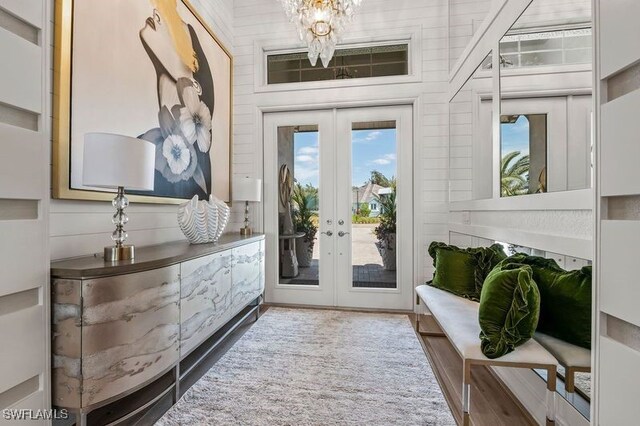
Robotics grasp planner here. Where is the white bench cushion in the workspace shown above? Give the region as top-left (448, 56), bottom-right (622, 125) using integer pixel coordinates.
top-left (534, 332), bottom-right (591, 369)
top-left (416, 285), bottom-right (557, 366)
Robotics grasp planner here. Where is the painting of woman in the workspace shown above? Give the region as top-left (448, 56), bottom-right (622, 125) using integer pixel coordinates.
top-left (137, 0), bottom-right (214, 199)
top-left (55, 0), bottom-right (232, 203)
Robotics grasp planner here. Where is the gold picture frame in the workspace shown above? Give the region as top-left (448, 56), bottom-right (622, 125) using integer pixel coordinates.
top-left (53, 0), bottom-right (233, 204)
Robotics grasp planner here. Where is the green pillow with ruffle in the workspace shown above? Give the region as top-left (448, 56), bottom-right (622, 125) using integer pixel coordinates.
top-left (502, 254), bottom-right (591, 348)
top-left (427, 241), bottom-right (507, 301)
top-left (479, 262), bottom-right (540, 359)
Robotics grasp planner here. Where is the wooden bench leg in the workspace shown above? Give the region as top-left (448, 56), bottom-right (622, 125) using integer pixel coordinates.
top-left (462, 361), bottom-right (471, 426)
top-left (546, 366), bottom-right (557, 425)
top-left (565, 367), bottom-right (576, 394)
top-left (415, 313), bottom-right (447, 337)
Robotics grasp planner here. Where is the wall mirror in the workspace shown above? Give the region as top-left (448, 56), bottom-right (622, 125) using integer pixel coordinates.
top-left (449, 53), bottom-right (493, 202)
top-left (497, 0), bottom-right (593, 418)
top-left (499, 0), bottom-right (593, 198)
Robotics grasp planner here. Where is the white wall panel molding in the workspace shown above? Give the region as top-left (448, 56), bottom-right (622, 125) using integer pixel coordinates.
top-left (600, 88), bottom-right (640, 196)
top-left (599, 0), bottom-right (640, 78)
top-left (607, 62), bottom-right (640, 101)
top-left (0, 29), bottom-right (41, 113)
top-left (450, 188), bottom-right (593, 212)
top-left (0, 1), bottom-right (43, 28)
top-left (0, 305), bottom-right (45, 395)
top-left (595, 0), bottom-right (640, 423)
top-left (449, 222), bottom-right (592, 260)
top-left (454, 209), bottom-right (593, 239)
top-left (0, 6), bottom-right (38, 44)
top-left (0, 0), bottom-right (49, 416)
top-left (600, 220), bottom-right (640, 326)
top-left (598, 337), bottom-right (640, 424)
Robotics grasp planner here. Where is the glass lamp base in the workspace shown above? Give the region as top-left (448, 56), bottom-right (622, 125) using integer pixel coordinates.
top-left (104, 245), bottom-right (135, 262)
top-left (240, 227), bottom-right (253, 236)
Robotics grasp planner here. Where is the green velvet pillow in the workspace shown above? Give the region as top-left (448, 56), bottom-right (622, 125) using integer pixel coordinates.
top-left (479, 262), bottom-right (541, 359)
top-left (503, 254), bottom-right (592, 348)
top-left (427, 242), bottom-right (507, 301)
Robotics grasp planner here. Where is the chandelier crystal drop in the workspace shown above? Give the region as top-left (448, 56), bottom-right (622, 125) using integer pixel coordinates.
top-left (279, 0), bottom-right (363, 68)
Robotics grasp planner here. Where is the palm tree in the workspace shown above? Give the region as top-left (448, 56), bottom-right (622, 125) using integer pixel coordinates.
top-left (501, 151), bottom-right (530, 197)
top-left (370, 170), bottom-right (394, 187)
top-left (292, 183), bottom-right (318, 238)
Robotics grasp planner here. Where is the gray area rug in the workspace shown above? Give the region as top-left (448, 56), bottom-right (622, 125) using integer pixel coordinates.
top-left (157, 308), bottom-right (455, 426)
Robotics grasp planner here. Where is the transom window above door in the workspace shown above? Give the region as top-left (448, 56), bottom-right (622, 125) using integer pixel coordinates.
top-left (266, 44), bottom-right (409, 84)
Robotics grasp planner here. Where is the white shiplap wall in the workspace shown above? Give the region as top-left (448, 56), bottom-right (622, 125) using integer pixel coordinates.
top-left (448, 0), bottom-right (494, 69)
top-left (49, 0), bottom-right (236, 261)
top-left (233, 0), bottom-right (450, 282)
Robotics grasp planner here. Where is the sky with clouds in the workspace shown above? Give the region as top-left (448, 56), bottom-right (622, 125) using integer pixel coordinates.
top-left (501, 115), bottom-right (530, 158)
top-left (293, 129), bottom-right (397, 188)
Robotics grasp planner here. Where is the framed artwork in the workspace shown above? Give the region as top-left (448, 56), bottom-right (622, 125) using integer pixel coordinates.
top-left (53, 0), bottom-right (232, 203)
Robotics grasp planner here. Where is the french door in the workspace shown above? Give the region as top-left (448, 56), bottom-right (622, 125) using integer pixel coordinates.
top-left (263, 106), bottom-right (413, 310)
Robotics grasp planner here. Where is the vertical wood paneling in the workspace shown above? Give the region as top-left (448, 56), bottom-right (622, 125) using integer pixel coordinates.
top-left (595, 0), bottom-right (640, 423)
top-left (0, 0), bottom-right (49, 417)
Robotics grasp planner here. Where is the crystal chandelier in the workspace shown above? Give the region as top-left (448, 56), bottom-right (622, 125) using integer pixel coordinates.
top-left (279, 0), bottom-right (363, 68)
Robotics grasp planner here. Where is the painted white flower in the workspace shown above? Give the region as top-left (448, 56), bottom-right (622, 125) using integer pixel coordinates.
top-left (179, 86), bottom-right (212, 153)
top-left (162, 134), bottom-right (191, 175)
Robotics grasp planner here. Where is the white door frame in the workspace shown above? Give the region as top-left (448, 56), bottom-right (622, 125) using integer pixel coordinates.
top-left (263, 110), bottom-right (336, 306)
top-left (335, 106), bottom-right (414, 310)
top-left (262, 103), bottom-right (416, 311)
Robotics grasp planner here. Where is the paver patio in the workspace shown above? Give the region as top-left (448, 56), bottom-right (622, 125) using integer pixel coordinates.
top-left (282, 224), bottom-right (396, 288)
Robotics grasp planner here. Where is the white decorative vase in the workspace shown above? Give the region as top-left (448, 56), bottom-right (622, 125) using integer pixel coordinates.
top-left (177, 195), bottom-right (230, 244)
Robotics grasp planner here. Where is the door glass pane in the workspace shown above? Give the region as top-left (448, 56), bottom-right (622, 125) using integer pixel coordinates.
top-left (277, 125), bottom-right (319, 285)
top-left (351, 121), bottom-right (397, 289)
top-left (500, 114), bottom-right (548, 197)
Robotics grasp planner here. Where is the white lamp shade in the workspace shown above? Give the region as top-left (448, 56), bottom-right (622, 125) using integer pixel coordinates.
top-left (83, 132), bottom-right (156, 191)
top-left (233, 177), bottom-right (262, 202)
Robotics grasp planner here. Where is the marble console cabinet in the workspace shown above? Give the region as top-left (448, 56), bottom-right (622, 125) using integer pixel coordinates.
top-left (51, 234), bottom-right (265, 423)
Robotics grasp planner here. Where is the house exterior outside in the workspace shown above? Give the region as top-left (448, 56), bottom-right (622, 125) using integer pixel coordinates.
top-left (352, 182), bottom-right (392, 217)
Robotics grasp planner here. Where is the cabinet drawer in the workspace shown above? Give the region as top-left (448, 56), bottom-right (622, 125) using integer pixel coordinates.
top-left (231, 242), bottom-right (263, 315)
top-left (81, 266), bottom-right (180, 407)
top-left (180, 251), bottom-right (233, 357)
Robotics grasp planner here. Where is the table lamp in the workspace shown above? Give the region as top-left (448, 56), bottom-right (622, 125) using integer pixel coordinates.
top-left (83, 132), bottom-right (156, 261)
top-left (233, 177), bottom-right (262, 235)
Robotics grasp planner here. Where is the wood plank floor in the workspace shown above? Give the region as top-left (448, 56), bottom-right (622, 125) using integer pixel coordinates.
top-left (411, 314), bottom-right (536, 426)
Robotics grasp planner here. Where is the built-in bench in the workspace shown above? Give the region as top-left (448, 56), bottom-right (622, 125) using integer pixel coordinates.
top-left (415, 284), bottom-right (558, 426)
top-left (534, 332), bottom-right (591, 394)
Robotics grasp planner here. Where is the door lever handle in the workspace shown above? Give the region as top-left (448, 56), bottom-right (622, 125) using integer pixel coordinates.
top-left (338, 231), bottom-right (350, 237)
top-left (321, 231), bottom-right (333, 237)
